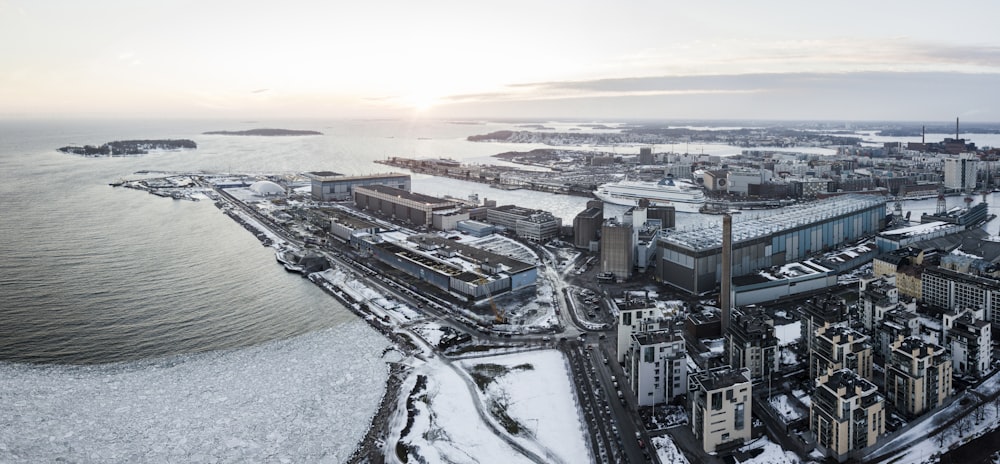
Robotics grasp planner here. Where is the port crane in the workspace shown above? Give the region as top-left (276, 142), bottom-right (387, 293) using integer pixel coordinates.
top-left (480, 279), bottom-right (506, 324)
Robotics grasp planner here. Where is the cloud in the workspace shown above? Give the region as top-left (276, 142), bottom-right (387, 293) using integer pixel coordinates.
top-left (432, 71), bottom-right (1000, 121)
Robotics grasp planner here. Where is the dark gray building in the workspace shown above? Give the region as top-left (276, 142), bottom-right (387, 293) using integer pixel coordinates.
top-left (305, 171), bottom-right (411, 201)
top-left (573, 206), bottom-right (603, 249)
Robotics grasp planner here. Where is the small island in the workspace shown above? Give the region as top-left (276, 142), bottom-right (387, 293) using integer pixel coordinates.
top-left (58, 139), bottom-right (197, 157)
top-left (203, 128), bottom-right (323, 136)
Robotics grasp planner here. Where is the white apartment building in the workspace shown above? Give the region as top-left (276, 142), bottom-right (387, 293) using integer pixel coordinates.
top-left (943, 153), bottom-right (978, 192)
top-left (943, 307), bottom-right (993, 378)
top-left (690, 367), bottom-right (752, 453)
top-left (625, 327), bottom-right (687, 406)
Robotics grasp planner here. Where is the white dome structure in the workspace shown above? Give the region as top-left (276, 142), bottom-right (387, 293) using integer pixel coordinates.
top-left (249, 180), bottom-right (285, 196)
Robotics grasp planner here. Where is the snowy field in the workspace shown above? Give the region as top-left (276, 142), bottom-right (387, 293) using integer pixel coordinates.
top-left (391, 350), bottom-right (589, 464)
top-left (460, 350), bottom-right (590, 464)
top-left (0, 322), bottom-right (390, 463)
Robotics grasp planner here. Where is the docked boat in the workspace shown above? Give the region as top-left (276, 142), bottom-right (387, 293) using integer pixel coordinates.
top-left (593, 177), bottom-right (706, 213)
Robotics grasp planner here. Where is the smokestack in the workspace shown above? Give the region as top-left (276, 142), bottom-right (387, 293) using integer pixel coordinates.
top-left (922, 125), bottom-right (925, 144)
top-left (721, 213), bottom-right (733, 332)
top-left (956, 117), bottom-right (960, 140)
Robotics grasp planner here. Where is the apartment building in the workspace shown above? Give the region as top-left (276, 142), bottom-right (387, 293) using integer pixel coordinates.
top-left (884, 337), bottom-right (952, 418)
top-left (690, 367), bottom-right (752, 453)
top-left (810, 369), bottom-right (885, 462)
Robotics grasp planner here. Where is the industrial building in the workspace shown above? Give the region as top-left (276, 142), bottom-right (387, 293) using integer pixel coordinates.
top-left (920, 200), bottom-right (989, 228)
top-left (353, 185), bottom-right (461, 228)
top-left (455, 220), bottom-right (496, 237)
top-left (515, 211), bottom-right (562, 242)
top-left (573, 205), bottom-right (603, 249)
top-left (369, 234), bottom-right (536, 301)
top-left (305, 171), bottom-right (411, 201)
top-left (689, 367), bottom-right (752, 453)
top-left (485, 205), bottom-right (562, 242)
top-left (875, 221), bottom-right (962, 253)
top-left (809, 368), bottom-right (885, 462)
top-left (884, 337), bottom-right (951, 418)
top-left (731, 259), bottom-right (837, 307)
top-left (601, 219), bottom-right (634, 281)
top-left (656, 195), bottom-right (886, 294)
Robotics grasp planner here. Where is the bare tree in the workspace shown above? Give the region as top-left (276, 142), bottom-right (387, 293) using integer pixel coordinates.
top-left (974, 403), bottom-right (987, 424)
top-left (956, 415), bottom-right (974, 438)
top-left (935, 426), bottom-right (951, 448)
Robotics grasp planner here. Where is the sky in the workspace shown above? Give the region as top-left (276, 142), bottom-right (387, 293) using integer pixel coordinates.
top-left (2, 0), bottom-right (999, 121)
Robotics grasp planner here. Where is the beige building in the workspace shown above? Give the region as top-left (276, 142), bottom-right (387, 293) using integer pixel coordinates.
top-left (872, 247), bottom-right (926, 300)
top-left (885, 337), bottom-right (952, 418)
top-left (810, 324), bottom-right (874, 382)
top-left (810, 368), bottom-right (885, 462)
top-left (690, 367), bottom-right (752, 453)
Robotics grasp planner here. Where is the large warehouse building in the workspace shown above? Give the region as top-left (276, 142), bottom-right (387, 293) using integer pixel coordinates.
top-left (305, 171), bottom-right (411, 201)
top-left (370, 235), bottom-right (537, 301)
top-left (353, 185), bottom-right (461, 228)
top-left (656, 195), bottom-right (886, 294)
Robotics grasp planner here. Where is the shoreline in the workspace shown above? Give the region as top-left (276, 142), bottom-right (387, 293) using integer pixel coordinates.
top-left (218, 199), bottom-right (420, 462)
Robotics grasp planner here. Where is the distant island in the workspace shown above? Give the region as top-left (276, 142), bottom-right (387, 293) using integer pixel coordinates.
top-left (203, 128), bottom-right (323, 136)
top-left (58, 139), bottom-right (197, 157)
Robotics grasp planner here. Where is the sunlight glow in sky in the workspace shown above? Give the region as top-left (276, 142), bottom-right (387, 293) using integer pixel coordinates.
top-left (2, 0), bottom-right (999, 120)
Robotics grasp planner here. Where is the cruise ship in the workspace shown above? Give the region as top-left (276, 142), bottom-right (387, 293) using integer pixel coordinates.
top-left (594, 177), bottom-right (706, 213)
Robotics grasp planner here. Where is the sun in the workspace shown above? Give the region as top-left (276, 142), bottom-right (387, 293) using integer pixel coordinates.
top-left (403, 92), bottom-right (440, 112)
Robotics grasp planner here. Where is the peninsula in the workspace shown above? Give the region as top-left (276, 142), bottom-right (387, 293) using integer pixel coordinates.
top-left (203, 128), bottom-right (323, 136)
top-left (58, 139), bottom-right (197, 157)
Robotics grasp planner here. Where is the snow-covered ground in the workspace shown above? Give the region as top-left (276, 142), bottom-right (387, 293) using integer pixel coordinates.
top-left (390, 357), bottom-right (535, 464)
top-left (775, 321), bottom-right (801, 347)
top-left (459, 351), bottom-right (590, 464)
top-left (0, 323), bottom-right (390, 463)
top-left (739, 436), bottom-right (800, 464)
top-left (769, 394), bottom-right (805, 423)
top-left (391, 350), bottom-right (590, 464)
top-left (792, 389), bottom-right (812, 408)
top-left (652, 435), bottom-right (689, 464)
top-left (780, 346), bottom-right (799, 366)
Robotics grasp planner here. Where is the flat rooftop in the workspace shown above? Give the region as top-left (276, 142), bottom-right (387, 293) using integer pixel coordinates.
top-left (694, 367), bottom-right (750, 391)
top-left (660, 194), bottom-right (885, 251)
top-left (634, 329), bottom-right (683, 346)
top-left (355, 184), bottom-right (456, 206)
top-left (407, 234), bottom-right (535, 274)
top-left (305, 171), bottom-right (409, 182)
top-left (879, 221), bottom-right (952, 238)
top-left (820, 368), bottom-right (877, 399)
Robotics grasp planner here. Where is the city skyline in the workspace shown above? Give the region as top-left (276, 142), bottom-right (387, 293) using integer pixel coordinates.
top-left (3, 0), bottom-right (1000, 121)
